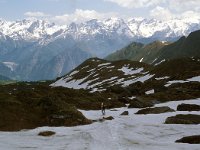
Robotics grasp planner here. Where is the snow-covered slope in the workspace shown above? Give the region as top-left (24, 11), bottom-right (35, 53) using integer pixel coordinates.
top-left (51, 58), bottom-right (152, 92)
top-left (51, 57), bottom-right (200, 92)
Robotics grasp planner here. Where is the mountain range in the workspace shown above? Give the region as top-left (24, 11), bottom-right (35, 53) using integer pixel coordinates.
top-left (52, 29), bottom-right (200, 93)
top-left (106, 30), bottom-right (200, 65)
top-left (0, 17), bottom-right (200, 81)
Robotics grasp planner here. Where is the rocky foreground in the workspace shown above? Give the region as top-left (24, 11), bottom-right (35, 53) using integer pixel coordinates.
top-left (0, 81), bottom-right (123, 131)
top-left (0, 99), bottom-right (200, 150)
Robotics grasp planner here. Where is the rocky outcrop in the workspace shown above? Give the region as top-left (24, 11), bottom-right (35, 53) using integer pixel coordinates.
top-left (0, 92), bottom-right (92, 131)
top-left (120, 111), bottom-right (129, 115)
top-left (165, 114), bottom-right (200, 124)
top-left (103, 116), bottom-right (114, 120)
top-left (128, 98), bottom-right (153, 108)
top-left (38, 131), bottom-right (56, 137)
top-left (177, 103), bottom-right (200, 111)
top-left (135, 106), bottom-right (175, 114)
top-left (176, 135), bottom-right (200, 144)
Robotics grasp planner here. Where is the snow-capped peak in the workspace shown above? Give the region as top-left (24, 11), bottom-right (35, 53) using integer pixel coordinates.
top-left (0, 17), bottom-right (200, 43)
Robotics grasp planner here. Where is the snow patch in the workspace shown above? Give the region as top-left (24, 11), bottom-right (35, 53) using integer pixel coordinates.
top-left (2, 62), bottom-right (18, 71)
top-left (155, 76), bottom-right (170, 80)
top-left (165, 80), bottom-right (188, 87)
top-left (145, 89), bottom-right (155, 95)
top-left (97, 63), bottom-right (111, 67)
top-left (165, 76), bottom-right (200, 87)
top-left (118, 67), bottom-right (143, 75)
top-left (128, 96), bottom-right (136, 100)
top-left (69, 70), bottom-right (79, 76)
top-left (139, 58), bottom-right (143, 62)
top-left (187, 76), bottom-right (200, 82)
top-left (122, 74), bottom-right (154, 87)
top-left (154, 59), bottom-right (165, 66)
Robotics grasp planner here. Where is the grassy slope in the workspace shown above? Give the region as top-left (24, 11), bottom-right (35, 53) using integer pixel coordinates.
top-left (106, 30), bottom-right (200, 65)
top-left (105, 41), bottom-right (167, 64)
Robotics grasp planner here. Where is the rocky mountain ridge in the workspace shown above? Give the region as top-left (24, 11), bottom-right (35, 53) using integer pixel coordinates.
top-left (106, 30), bottom-right (200, 65)
top-left (51, 57), bottom-right (200, 97)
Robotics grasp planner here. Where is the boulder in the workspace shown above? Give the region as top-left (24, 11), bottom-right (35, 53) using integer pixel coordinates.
top-left (120, 111), bottom-right (129, 115)
top-left (128, 98), bottom-right (153, 108)
top-left (38, 131), bottom-right (56, 137)
top-left (165, 114), bottom-right (200, 124)
top-left (135, 106), bottom-right (175, 114)
top-left (177, 103), bottom-right (200, 111)
top-left (103, 116), bottom-right (114, 120)
top-left (110, 109), bottom-right (118, 111)
top-left (176, 135), bottom-right (200, 144)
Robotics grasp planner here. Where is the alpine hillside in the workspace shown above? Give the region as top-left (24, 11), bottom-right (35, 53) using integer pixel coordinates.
top-left (106, 30), bottom-right (200, 65)
top-left (51, 57), bottom-right (200, 101)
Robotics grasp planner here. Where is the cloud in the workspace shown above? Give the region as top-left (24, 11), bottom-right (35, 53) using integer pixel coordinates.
top-left (24, 12), bottom-right (50, 17)
top-left (150, 6), bottom-right (173, 20)
top-left (179, 11), bottom-right (200, 21)
top-left (169, 0), bottom-right (200, 12)
top-left (51, 9), bottom-right (118, 24)
top-left (23, 9), bottom-right (117, 25)
top-left (105, 0), bottom-right (163, 8)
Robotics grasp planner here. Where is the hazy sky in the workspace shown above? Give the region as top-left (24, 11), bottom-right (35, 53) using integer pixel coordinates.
top-left (1, 0), bottom-right (200, 24)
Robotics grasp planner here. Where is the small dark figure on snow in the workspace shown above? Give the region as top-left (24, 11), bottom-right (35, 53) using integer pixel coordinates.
top-left (101, 102), bottom-right (106, 115)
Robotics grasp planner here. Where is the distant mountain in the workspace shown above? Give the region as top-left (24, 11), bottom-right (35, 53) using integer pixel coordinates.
top-left (34, 46), bottom-right (91, 80)
top-left (106, 41), bottom-right (169, 63)
top-left (0, 62), bottom-right (15, 79)
top-left (106, 30), bottom-right (200, 65)
top-left (105, 42), bottom-right (144, 61)
top-left (153, 30), bottom-right (200, 64)
top-left (0, 74), bottom-right (10, 81)
top-left (1, 18), bottom-right (200, 80)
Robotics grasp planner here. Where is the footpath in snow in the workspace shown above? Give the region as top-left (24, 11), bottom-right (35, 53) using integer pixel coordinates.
top-left (0, 99), bottom-right (200, 150)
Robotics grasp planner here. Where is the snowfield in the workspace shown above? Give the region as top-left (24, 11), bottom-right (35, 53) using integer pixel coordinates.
top-left (0, 99), bottom-right (200, 150)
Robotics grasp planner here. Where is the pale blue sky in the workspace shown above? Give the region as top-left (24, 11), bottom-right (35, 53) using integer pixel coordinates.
top-left (0, 0), bottom-right (200, 24)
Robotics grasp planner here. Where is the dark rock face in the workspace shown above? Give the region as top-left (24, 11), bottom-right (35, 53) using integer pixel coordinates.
top-left (176, 135), bottom-right (200, 144)
top-left (103, 116), bottom-right (114, 120)
top-left (128, 98), bottom-right (153, 108)
top-left (120, 111), bottom-right (129, 115)
top-left (38, 131), bottom-right (56, 137)
top-left (177, 103), bottom-right (200, 111)
top-left (135, 106), bottom-right (175, 114)
top-left (165, 114), bottom-right (200, 124)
